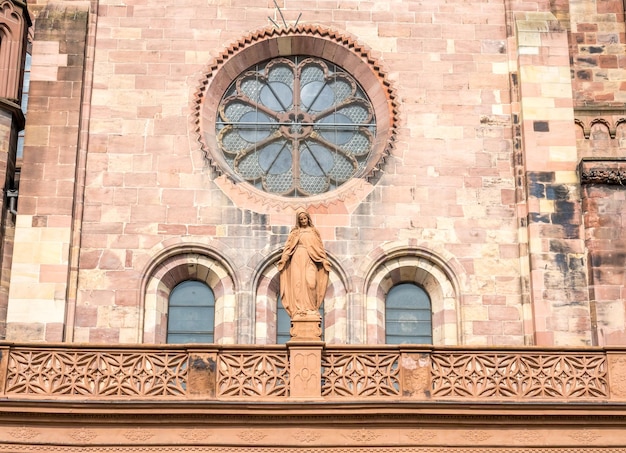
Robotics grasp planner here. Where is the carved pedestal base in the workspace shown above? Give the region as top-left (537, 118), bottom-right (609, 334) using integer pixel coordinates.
top-left (287, 313), bottom-right (324, 399)
top-left (289, 312), bottom-right (322, 342)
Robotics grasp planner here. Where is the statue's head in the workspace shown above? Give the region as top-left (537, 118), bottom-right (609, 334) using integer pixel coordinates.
top-left (295, 210), bottom-right (313, 228)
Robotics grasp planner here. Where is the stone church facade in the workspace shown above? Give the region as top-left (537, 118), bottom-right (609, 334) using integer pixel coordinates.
top-left (0, 0), bottom-right (625, 451)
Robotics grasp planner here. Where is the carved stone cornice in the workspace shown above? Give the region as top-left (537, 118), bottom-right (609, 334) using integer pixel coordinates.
top-left (3, 400), bottom-right (626, 421)
top-left (1, 408), bottom-right (626, 452)
top-left (579, 158), bottom-right (626, 185)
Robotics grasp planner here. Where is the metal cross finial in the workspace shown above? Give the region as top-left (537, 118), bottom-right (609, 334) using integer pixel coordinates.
top-left (268, 0), bottom-right (302, 29)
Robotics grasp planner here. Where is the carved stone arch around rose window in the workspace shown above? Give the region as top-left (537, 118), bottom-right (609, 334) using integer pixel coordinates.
top-left (253, 251), bottom-right (349, 344)
top-left (193, 24), bottom-right (398, 213)
top-left (364, 249), bottom-right (460, 345)
top-left (141, 245), bottom-right (237, 344)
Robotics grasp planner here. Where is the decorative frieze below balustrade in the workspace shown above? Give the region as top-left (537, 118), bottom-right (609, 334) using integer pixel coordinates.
top-left (0, 344), bottom-right (622, 402)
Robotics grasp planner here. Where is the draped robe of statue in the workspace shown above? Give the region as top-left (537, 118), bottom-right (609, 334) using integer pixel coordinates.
top-left (278, 226), bottom-right (330, 318)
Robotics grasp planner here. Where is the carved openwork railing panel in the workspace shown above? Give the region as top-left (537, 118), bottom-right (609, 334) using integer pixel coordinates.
top-left (431, 352), bottom-right (608, 399)
top-left (0, 345), bottom-right (616, 401)
top-left (321, 350), bottom-right (400, 397)
top-left (216, 351), bottom-right (289, 397)
top-left (5, 348), bottom-right (188, 397)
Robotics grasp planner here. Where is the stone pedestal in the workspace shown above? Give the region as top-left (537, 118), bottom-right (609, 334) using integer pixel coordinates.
top-left (288, 313), bottom-right (324, 398)
top-left (289, 312), bottom-right (322, 341)
top-left (288, 341), bottom-right (324, 399)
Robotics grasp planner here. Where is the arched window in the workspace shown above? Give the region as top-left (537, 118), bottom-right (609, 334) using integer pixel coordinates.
top-left (385, 283), bottom-right (432, 344)
top-left (166, 280), bottom-right (215, 344)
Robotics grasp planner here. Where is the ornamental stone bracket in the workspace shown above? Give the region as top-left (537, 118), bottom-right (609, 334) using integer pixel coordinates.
top-left (579, 158), bottom-right (626, 185)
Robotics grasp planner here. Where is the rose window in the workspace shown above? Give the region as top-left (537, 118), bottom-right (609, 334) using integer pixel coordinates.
top-left (216, 56), bottom-right (376, 197)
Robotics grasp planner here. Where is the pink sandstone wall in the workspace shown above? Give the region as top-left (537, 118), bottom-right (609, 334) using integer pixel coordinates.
top-left (570, 2), bottom-right (626, 346)
top-left (5, 2), bottom-right (90, 342)
top-left (569, 0), bottom-right (626, 106)
top-left (3, 0), bottom-right (623, 348)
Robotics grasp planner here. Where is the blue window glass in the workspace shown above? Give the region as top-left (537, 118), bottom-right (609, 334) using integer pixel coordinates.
top-left (167, 280), bottom-right (215, 344)
top-left (17, 50), bottom-right (31, 159)
top-left (276, 297), bottom-right (291, 344)
top-left (385, 283), bottom-right (432, 345)
top-left (216, 56), bottom-right (376, 197)
top-left (276, 296), bottom-right (324, 344)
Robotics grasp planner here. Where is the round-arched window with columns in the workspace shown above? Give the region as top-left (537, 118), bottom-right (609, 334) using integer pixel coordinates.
top-left (364, 251), bottom-right (460, 346)
top-left (141, 249), bottom-right (237, 345)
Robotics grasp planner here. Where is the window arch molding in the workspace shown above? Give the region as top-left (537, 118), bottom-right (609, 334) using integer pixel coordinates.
top-left (253, 249), bottom-right (350, 344)
top-left (140, 244), bottom-right (238, 344)
top-left (363, 247), bottom-right (461, 345)
top-left (194, 25), bottom-right (398, 207)
top-left (0, 0), bottom-right (31, 101)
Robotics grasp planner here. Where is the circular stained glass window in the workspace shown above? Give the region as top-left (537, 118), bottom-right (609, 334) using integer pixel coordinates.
top-left (216, 56), bottom-right (376, 197)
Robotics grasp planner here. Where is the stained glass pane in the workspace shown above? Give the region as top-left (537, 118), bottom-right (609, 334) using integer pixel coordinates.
top-left (260, 81), bottom-right (293, 112)
top-left (216, 56), bottom-right (376, 197)
top-left (167, 281), bottom-right (215, 344)
top-left (300, 142), bottom-right (333, 177)
top-left (385, 283), bottom-right (432, 345)
top-left (259, 141), bottom-right (292, 174)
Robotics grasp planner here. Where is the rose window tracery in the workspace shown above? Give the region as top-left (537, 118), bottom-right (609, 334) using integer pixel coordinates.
top-left (216, 56), bottom-right (376, 196)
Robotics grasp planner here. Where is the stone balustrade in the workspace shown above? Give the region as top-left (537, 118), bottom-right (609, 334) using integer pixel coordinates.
top-left (1, 343), bottom-right (624, 403)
